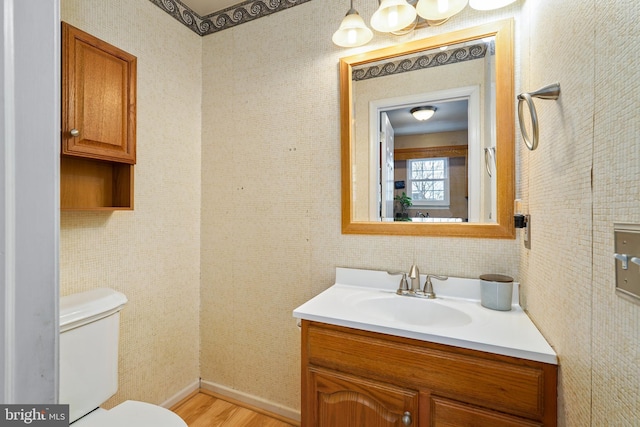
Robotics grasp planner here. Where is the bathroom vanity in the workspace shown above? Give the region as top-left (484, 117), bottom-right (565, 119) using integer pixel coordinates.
top-left (294, 268), bottom-right (557, 426)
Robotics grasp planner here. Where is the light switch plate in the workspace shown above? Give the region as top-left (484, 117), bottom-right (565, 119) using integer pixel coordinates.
top-left (614, 223), bottom-right (640, 303)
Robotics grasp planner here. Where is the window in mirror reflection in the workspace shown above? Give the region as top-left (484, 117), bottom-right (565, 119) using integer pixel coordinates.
top-left (408, 157), bottom-right (450, 207)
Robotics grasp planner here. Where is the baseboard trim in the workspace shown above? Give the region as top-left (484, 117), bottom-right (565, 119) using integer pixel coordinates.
top-left (200, 380), bottom-right (301, 424)
top-left (161, 379), bottom-right (200, 409)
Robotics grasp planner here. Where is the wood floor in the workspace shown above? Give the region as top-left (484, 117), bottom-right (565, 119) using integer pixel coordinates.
top-left (171, 391), bottom-right (298, 427)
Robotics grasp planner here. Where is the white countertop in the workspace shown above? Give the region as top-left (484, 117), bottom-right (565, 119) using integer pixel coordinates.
top-left (293, 267), bottom-right (557, 365)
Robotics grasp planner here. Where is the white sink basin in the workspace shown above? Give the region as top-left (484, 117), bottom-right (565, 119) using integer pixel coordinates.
top-left (350, 293), bottom-right (472, 328)
top-left (293, 267), bottom-right (558, 364)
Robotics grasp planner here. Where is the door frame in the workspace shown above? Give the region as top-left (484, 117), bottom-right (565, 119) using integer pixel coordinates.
top-left (1, 0), bottom-right (60, 403)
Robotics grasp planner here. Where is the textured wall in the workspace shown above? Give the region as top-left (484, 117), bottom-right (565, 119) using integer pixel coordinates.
top-left (57, 0), bottom-right (639, 424)
top-left (520, 0), bottom-right (640, 426)
top-left (200, 0), bottom-right (520, 415)
top-left (591, 0), bottom-right (640, 424)
top-left (60, 0), bottom-right (202, 408)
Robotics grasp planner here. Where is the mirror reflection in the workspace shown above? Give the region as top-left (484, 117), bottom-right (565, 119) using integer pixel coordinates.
top-left (352, 38), bottom-right (496, 223)
top-left (341, 20), bottom-right (515, 238)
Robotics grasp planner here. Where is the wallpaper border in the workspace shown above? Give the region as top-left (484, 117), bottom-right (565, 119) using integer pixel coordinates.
top-left (149, 0), bottom-right (312, 36)
top-left (352, 42), bottom-right (489, 81)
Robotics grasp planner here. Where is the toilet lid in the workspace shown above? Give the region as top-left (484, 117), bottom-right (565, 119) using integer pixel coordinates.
top-left (73, 401), bottom-right (187, 427)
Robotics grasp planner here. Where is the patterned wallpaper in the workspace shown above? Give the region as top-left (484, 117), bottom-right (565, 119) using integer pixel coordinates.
top-left (60, 0), bottom-right (202, 409)
top-left (520, 0), bottom-right (640, 425)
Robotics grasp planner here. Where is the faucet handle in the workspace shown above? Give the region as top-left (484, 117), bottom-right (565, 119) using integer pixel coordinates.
top-left (421, 274), bottom-right (448, 299)
top-left (396, 273), bottom-right (410, 295)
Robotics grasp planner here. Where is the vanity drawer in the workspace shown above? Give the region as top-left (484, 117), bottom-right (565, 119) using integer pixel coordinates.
top-left (430, 396), bottom-right (542, 427)
top-left (304, 321), bottom-right (555, 422)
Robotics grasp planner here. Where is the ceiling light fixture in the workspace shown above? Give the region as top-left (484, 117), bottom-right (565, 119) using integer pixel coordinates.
top-left (333, 0), bottom-right (518, 48)
top-left (370, 0), bottom-right (417, 33)
top-left (410, 106), bottom-right (437, 121)
top-left (332, 0), bottom-right (374, 47)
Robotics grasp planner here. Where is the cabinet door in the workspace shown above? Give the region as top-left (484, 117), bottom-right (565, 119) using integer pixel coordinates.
top-left (308, 368), bottom-right (418, 427)
top-left (62, 22), bottom-right (136, 164)
top-left (430, 396), bottom-right (542, 427)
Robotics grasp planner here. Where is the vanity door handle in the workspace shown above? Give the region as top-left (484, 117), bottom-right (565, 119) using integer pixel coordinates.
top-left (401, 411), bottom-right (412, 426)
top-left (70, 128), bottom-right (80, 137)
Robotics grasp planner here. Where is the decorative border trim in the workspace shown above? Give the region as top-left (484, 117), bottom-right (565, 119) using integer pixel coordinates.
top-left (352, 42), bottom-right (489, 81)
top-left (149, 0), bottom-right (312, 36)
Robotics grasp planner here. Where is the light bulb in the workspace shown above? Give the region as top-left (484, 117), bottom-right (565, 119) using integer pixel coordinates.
top-left (388, 7), bottom-right (399, 28)
top-left (347, 29), bottom-right (357, 45)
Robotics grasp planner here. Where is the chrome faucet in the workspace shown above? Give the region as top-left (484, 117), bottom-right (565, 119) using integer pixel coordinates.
top-left (408, 264), bottom-right (420, 293)
top-left (421, 274), bottom-right (448, 299)
top-left (394, 267), bottom-right (448, 299)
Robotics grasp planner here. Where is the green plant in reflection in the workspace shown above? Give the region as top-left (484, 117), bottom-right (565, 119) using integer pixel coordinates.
top-left (394, 192), bottom-right (412, 221)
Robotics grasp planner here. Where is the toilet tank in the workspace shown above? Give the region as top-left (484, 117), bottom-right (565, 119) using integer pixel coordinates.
top-left (59, 288), bottom-right (128, 423)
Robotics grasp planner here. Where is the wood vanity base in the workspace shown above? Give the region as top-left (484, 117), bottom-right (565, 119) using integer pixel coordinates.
top-left (301, 321), bottom-right (557, 427)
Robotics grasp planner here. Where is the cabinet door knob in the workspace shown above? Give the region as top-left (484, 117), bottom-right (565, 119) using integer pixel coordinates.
top-left (70, 128), bottom-right (80, 137)
top-left (401, 411), bottom-right (412, 426)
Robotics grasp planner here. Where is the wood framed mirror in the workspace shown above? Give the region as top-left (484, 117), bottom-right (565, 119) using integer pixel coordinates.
top-left (340, 19), bottom-right (515, 238)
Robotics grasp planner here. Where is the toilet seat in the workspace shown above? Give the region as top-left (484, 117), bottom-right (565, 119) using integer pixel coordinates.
top-left (72, 400), bottom-right (187, 427)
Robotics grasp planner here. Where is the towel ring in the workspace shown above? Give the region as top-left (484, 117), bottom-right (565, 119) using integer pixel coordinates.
top-left (517, 83), bottom-right (561, 151)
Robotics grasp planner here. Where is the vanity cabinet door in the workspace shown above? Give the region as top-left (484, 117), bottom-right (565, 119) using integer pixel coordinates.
top-left (60, 22), bottom-right (136, 210)
top-left (308, 368), bottom-right (418, 427)
top-left (62, 22), bottom-right (136, 164)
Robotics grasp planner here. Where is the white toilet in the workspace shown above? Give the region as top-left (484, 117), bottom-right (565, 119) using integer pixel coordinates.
top-left (60, 288), bottom-right (187, 427)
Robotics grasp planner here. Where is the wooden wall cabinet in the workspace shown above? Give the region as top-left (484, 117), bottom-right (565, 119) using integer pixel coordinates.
top-left (61, 22), bottom-right (136, 210)
top-left (301, 321), bottom-right (557, 427)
